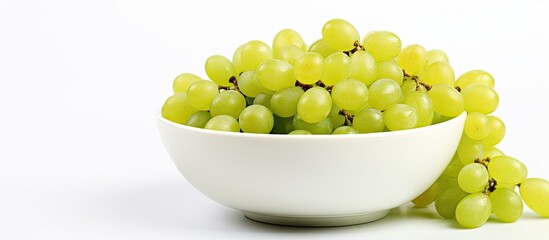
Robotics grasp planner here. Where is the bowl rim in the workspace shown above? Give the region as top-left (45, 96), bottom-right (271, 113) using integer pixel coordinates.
top-left (157, 111), bottom-right (466, 140)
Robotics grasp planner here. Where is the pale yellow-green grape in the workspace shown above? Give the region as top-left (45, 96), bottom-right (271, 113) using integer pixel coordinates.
top-left (455, 70), bottom-right (495, 88)
top-left (431, 112), bottom-right (452, 125)
top-left (289, 129), bottom-right (313, 135)
top-left (421, 61), bottom-right (455, 86)
top-left (237, 71), bottom-right (262, 98)
top-left (401, 80), bottom-right (426, 97)
top-left (376, 59), bottom-right (404, 85)
top-left (272, 28), bottom-right (307, 57)
top-left (403, 91), bottom-right (434, 127)
top-left (255, 59), bottom-right (295, 91)
top-left (162, 92), bottom-right (198, 125)
top-left (322, 18), bottom-right (360, 51)
top-left (464, 112), bottom-right (491, 140)
top-left (427, 84), bottom-right (464, 117)
top-left (173, 73), bottom-right (202, 93)
top-left (328, 103), bottom-right (345, 129)
top-left (519, 178), bottom-right (549, 217)
top-left (209, 90), bottom-right (247, 119)
top-left (239, 105), bottom-right (274, 134)
top-left (187, 80), bottom-right (219, 110)
top-left (297, 87), bottom-right (332, 123)
top-left (308, 38), bottom-right (338, 58)
top-left (482, 115), bottom-right (506, 146)
top-left (383, 104), bottom-right (418, 131)
top-left (204, 115), bottom-right (240, 132)
top-left (483, 146), bottom-right (504, 159)
top-left (412, 179), bottom-right (440, 207)
top-left (269, 86), bottom-right (305, 117)
top-left (349, 51), bottom-right (377, 86)
top-left (488, 156), bottom-right (527, 187)
top-left (275, 44), bottom-right (305, 65)
top-left (320, 52), bottom-right (352, 86)
top-left (240, 40), bottom-right (273, 71)
top-left (458, 163), bottom-right (489, 193)
top-left (271, 115), bottom-right (295, 134)
top-left (368, 78), bottom-right (402, 111)
top-left (457, 135), bottom-right (484, 165)
top-left (395, 44), bottom-right (427, 75)
top-left (426, 49), bottom-right (449, 65)
top-left (186, 111), bottom-right (212, 128)
top-left (362, 31), bottom-right (402, 61)
top-left (204, 55), bottom-right (236, 87)
top-left (232, 44), bottom-right (245, 75)
top-left (443, 154), bottom-right (464, 178)
top-left (455, 193), bottom-right (492, 228)
top-left (490, 187), bottom-right (523, 222)
top-left (435, 186), bottom-right (468, 219)
top-left (292, 115), bottom-right (333, 134)
top-left (461, 83), bottom-right (499, 114)
top-left (293, 52), bottom-right (325, 85)
top-left (332, 79), bottom-right (369, 112)
top-left (352, 108), bottom-right (385, 133)
top-left (252, 93), bottom-right (272, 109)
top-left (332, 126), bottom-right (358, 134)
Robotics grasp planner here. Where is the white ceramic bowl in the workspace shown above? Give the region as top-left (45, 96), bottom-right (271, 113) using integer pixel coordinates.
top-left (157, 112), bottom-right (466, 227)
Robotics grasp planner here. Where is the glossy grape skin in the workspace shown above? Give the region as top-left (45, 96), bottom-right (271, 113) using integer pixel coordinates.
top-left (427, 84), bottom-right (464, 117)
top-left (209, 90), bottom-right (247, 119)
top-left (461, 83), bottom-right (499, 115)
top-left (520, 178), bottom-right (549, 217)
top-left (162, 92), bottom-right (198, 125)
top-left (204, 115), bottom-right (240, 132)
top-left (490, 187), bottom-right (523, 222)
top-left (331, 79), bottom-right (369, 112)
top-left (362, 31), bottom-right (402, 61)
top-left (455, 193), bottom-right (492, 228)
top-left (297, 87), bottom-right (332, 123)
top-left (322, 18), bottom-right (360, 51)
top-left (239, 105), bottom-right (274, 134)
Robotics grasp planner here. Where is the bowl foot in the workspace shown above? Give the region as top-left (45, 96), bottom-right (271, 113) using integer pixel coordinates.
top-left (243, 210), bottom-right (390, 227)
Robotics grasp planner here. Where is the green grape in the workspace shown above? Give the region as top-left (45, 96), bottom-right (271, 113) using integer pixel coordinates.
top-left (294, 52), bottom-right (325, 85)
top-left (376, 59), bottom-right (404, 85)
top-left (383, 104), bottom-right (418, 131)
top-left (332, 126), bottom-right (358, 134)
top-left (253, 93), bottom-right (272, 109)
top-left (209, 90), bottom-right (247, 119)
top-left (320, 52), bottom-right (351, 86)
top-left (186, 111), bottom-right (212, 128)
top-left (457, 135), bottom-right (484, 165)
top-left (483, 146), bottom-right (504, 159)
top-left (204, 115), bottom-right (240, 132)
top-left (232, 44), bottom-right (245, 75)
top-left (161, 92), bottom-right (198, 125)
top-left (332, 79), bottom-right (369, 111)
top-left (255, 59), bottom-right (295, 92)
top-left (308, 38), bottom-right (338, 58)
top-left (458, 163), bottom-right (489, 193)
top-left (368, 78), bottom-right (402, 111)
top-left (401, 80), bottom-right (426, 97)
top-left (239, 105), bottom-right (274, 134)
top-left (431, 112), bottom-right (452, 125)
top-left (237, 71), bottom-right (263, 98)
top-left (275, 44), bottom-right (305, 65)
top-left (455, 70), bottom-right (495, 88)
top-left (488, 156), bottom-right (527, 186)
top-left (173, 73), bottom-right (202, 93)
top-left (187, 80), bottom-right (219, 110)
top-left (427, 84), bottom-right (464, 117)
top-left (435, 186), bottom-right (468, 219)
top-left (412, 180), bottom-right (440, 207)
top-left (403, 91), bottom-right (434, 127)
top-left (422, 61), bottom-right (455, 86)
top-left (490, 187), bottom-right (523, 223)
top-left (289, 129), bottom-right (312, 135)
top-left (272, 28), bottom-right (307, 57)
top-left (443, 154), bottom-right (464, 178)
top-left (322, 18), bottom-right (360, 51)
top-left (395, 44), bottom-right (427, 75)
top-left (482, 115), bottom-right (506, 146)
top-left (362, 31), bottom-right (401, 61)
top-left (204, 55), bottom-right (236, 86)
top-left (352, 108), bottom-right (385, 133)
top-left (455, 193), bottom-right (492, 228)
top-left (426, 49), bottom-right (449, 65)
top-left (328, 103), bottom-right (345, 129)
top-left (349, 51), bottom-right (377, 86)
top-left (240, 40), bottom-right (273, 71)
top-left (292, 115), bottom-right (333, 134)
top-left (464, 112), bottom-right (491, 140)
top-left (297, 87), bottom-right (332, 123)
top-left (269, 86), bottom-right (304, 117)
top-left (271, 115), bottom-right (295, 134)
top-left (461, 83), bottom-right (499, 114)
top-left (519, 178), bottom-right (549, 217)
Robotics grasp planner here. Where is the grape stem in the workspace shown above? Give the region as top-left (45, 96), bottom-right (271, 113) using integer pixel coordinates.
top-left (342, 41), bottom-right (365, 56)
top-left (339, 109), bottom-right (353, 126)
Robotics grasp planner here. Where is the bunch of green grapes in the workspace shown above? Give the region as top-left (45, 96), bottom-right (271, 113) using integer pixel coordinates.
top-left (161, 18), bottom-right (549, 227)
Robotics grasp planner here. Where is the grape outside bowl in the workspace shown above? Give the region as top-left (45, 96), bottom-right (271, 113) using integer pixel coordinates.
top-left (157, 112), bottom-right (466, 227)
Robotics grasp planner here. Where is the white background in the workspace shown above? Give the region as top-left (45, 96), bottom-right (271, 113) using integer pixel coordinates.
top-left (1, 0), bottom-right (549, 239)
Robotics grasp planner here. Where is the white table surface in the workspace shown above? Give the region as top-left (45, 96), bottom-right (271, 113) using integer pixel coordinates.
top-left (2, 0), bottom-right (549, 239)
